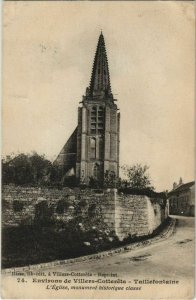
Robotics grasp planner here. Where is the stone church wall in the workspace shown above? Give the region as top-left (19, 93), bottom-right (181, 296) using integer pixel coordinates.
top-left (2, 185), bottom-right (168, 240)
top-left (54, 127), bottom-right (77, 172)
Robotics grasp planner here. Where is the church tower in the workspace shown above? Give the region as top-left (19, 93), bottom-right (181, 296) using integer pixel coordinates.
top-left (76, 32), bottom-right (120, 185)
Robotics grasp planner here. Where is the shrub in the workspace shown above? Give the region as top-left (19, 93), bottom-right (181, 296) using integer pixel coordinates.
top-left (13, 201), bottom-right (24, 212)
top-left (56, 200), bottom-right (70, 214)
top-left (88, 203), bottom-right (97, 217)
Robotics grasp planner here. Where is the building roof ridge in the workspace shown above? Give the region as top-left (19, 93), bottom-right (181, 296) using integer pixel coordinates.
top-left (169, 180), bottom-right (195, 194)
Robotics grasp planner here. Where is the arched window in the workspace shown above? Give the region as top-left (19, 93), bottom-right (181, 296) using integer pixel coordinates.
top-left (98, 138), bottom-right (104, 159)
top-left (93, 164), bottom-right (98, 178)
top-left (93, 163), bottom-right (101, 180)
top-left (90, 137), bottom-right (96, 159)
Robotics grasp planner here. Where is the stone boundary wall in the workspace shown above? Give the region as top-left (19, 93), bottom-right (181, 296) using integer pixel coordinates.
top-left (2, 185), bottom-right (168, 240)
top-left (114, 193), bottom-right (168, 240)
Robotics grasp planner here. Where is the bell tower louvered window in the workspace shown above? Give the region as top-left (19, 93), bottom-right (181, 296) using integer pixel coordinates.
top-left (90, 106), bottom-right (97, 134)
top-left (98, 107), bottom-right (104, 134)
top-left (90, 106), bottom-right (105, 134)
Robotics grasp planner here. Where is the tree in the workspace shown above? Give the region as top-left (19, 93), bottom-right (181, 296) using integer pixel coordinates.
top-left (121, 164), bottom-right (154, 190)
top-left (2, 152), bottom-right (52, 185)
top-left (89, 171), bottom-right (119, 189)
top-left (29, 152), bottom-right (52, 185)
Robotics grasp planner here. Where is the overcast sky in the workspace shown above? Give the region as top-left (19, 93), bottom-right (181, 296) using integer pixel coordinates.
top-left (3, 1), bottom-right (195, 191)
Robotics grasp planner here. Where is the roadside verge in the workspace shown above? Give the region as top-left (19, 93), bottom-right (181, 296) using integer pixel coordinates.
top-left (2, 218), bottom-right (176, 275)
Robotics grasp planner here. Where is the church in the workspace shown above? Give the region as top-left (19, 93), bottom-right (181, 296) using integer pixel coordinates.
top-left (54, 33), bottom-right (120, 185)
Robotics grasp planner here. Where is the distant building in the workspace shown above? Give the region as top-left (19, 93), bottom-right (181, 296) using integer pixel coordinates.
top-left (54, 33), bottom-right (120, 185)
top-left (168, 179), bottom-right (195, 216)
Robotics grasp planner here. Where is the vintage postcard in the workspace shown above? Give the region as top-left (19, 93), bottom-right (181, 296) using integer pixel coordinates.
top-left (1, 1), bottom-right (195, 299)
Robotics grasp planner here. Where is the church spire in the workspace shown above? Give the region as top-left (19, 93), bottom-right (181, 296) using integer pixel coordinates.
top-left (89, 32), bottom-right (111, 97)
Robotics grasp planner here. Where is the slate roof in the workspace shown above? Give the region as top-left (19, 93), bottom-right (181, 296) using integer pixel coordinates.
top-left (169, 181), bottom-right (195, 195)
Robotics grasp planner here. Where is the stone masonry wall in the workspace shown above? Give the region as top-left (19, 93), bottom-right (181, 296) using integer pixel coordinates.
top-left (2, 185), bottom-right (168, 240)
top-left (114, 194), bottom-right (168, 240)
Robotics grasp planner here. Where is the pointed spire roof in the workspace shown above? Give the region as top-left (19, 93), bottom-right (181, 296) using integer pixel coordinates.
top-left (89, 32), bottom-right (111, 96)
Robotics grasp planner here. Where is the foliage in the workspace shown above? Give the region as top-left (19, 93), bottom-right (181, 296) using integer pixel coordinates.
top-left (2, 213), bottom-right (119, 268)
top-left (62, 175), bottom-right (78, 187)
top-left (89, 171), bottom-right (120, 189)
top-left (88, 203), bottom-right (97, 217)
top-left (2, 152), bottom-right (52, 186)
top-left (2, 215), bottom-right (171, 269)
top-left (56, 199), bottom-right (70, 214)
top-left (13, 201), bottom-right (24, 212)
top-left (121, 164), bottom-right (154, 190)
top-left (104, 170), bottom-right (117, 188)
top-left (2, 152), bottom-right (78, 187)
top-left (89, 176), bottom-right (101, 188)
top-left (34, 201), bottom-right (54, 227)
top-left (2, 154), bottom-right (155, 191)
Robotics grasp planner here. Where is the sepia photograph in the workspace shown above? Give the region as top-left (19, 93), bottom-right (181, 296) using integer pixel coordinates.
top-left (1, 1), bottom-right (195, 299)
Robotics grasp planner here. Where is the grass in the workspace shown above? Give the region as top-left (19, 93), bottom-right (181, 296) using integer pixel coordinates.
top-left (2, 217), bottom-right (171, 269)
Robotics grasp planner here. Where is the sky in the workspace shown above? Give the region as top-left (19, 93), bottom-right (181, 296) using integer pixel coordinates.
top-left (3, 1), bottom-right (195, 191)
